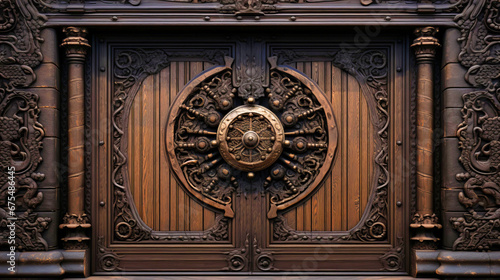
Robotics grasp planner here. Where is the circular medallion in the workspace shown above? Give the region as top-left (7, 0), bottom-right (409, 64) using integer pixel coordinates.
top-left (217, 105), bottom-right (284, 172)
top-left (165, 61), bottom-right (338, 219)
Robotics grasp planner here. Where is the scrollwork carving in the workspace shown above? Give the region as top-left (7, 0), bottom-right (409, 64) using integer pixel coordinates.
top-left (253, 237), bottom-right (277, 271)
top-left (97, 236), bottom-right (122, 272)
top-left (0, 90), bottom-right (48, 251)
top-left (379, 237), bottom-right (404, 272)
top-left (223, 233), bottom-right (249, 271)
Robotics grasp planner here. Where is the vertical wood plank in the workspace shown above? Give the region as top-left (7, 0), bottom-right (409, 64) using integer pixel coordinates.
top-left (346, 74), bottom-right (361, 229)
top-left (311, 61), bottom-right (324, 231)
top-left (295, 62), bottom-right (304, 231)
top-left (169, 62), bottom-right (178, 230)
top-left (159, 66), bottom-right (171, 231)
top-left (177, 62), bottom-right (186, 231)
top-left (330, 66), bottom-right (343, 231)
top-left (141, 75), bottom-right (154, 227)
top-left (154, 73), bottom-right (160, 230)
top-left (189, 61), bottom-right (204, 231)
top-left (324, 61), bottom-right (332, 231)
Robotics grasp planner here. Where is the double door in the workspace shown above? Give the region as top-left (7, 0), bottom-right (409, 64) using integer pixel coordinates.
top-left (93, 30), bottom-right (409, 274)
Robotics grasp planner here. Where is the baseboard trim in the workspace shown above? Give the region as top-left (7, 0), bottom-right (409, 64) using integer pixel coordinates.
top-left (0, 249), bottom-right (88, 278)
top-left (414, 249), bottom-right (500, 277)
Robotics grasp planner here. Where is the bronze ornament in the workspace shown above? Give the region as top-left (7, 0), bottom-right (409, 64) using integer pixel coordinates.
top-left (217, 105), bottom-right (284, 173)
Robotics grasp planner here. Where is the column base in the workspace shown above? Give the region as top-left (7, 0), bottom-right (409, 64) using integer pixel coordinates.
top-left (414, 249), bottom-right (500, 278)
top-left (0, 249), bottom-right (88, 278)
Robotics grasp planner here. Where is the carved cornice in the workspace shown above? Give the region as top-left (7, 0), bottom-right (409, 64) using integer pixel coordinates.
top-left (28, 0), bottom-right (467, 18)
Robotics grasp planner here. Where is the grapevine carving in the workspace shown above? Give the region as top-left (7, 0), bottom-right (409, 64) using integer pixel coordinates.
top-left (0, 0), bottom-right (49, 251)
top-left (450, 0), bottom-right (500, 251)
top-left (166, 56), bottom-right (337, 220)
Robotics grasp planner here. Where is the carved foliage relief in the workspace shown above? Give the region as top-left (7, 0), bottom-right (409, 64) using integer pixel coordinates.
top-left (0, 0), bottom-right (49, 251)
top-left (451, 0), bottom-right (500, 250)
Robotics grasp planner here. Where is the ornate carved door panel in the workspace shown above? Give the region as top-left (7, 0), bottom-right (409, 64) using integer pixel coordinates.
top-left (92, 31), bottom-right (410, 274)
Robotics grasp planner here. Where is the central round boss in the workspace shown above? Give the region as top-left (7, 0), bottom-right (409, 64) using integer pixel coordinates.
top-left (217, 105), bottom-right (284, 172)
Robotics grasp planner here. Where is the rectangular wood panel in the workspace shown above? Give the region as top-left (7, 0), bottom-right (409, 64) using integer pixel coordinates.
top-left (282, 61), bottom-right (374, 232)
top-left (128, 61), bottom-right (218, 232)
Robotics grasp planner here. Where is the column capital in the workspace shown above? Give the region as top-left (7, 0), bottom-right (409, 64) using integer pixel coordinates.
top-left (60, 27), bottom-right (90, 60)
top-left (412, 27), bottom-right (440, 63)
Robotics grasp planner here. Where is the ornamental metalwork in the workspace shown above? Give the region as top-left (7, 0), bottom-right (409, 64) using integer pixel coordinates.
top-left (217, 105), bottom-right (284, 173)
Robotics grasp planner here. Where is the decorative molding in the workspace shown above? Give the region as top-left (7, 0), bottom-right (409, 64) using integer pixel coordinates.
top-left (360, 0), bottom-right (469, 12)
top-left (413, 249), bottom-right (500, 277)
top-left (450, 0), bottom-right (500, 251)
top-left (0, 0), bottom-right (49, 252)
top-left (0, 249), bottom-right (87, 277)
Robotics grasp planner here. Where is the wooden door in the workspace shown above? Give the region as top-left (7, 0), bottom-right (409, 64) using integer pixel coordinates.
top-left (92, 31), bottom-right (410, 274)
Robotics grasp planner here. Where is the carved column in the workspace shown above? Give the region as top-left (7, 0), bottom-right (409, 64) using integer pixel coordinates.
top-left (59, 27), bottom-right (91, 249)
top-left (410, 27), bottom-right (442, 249)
